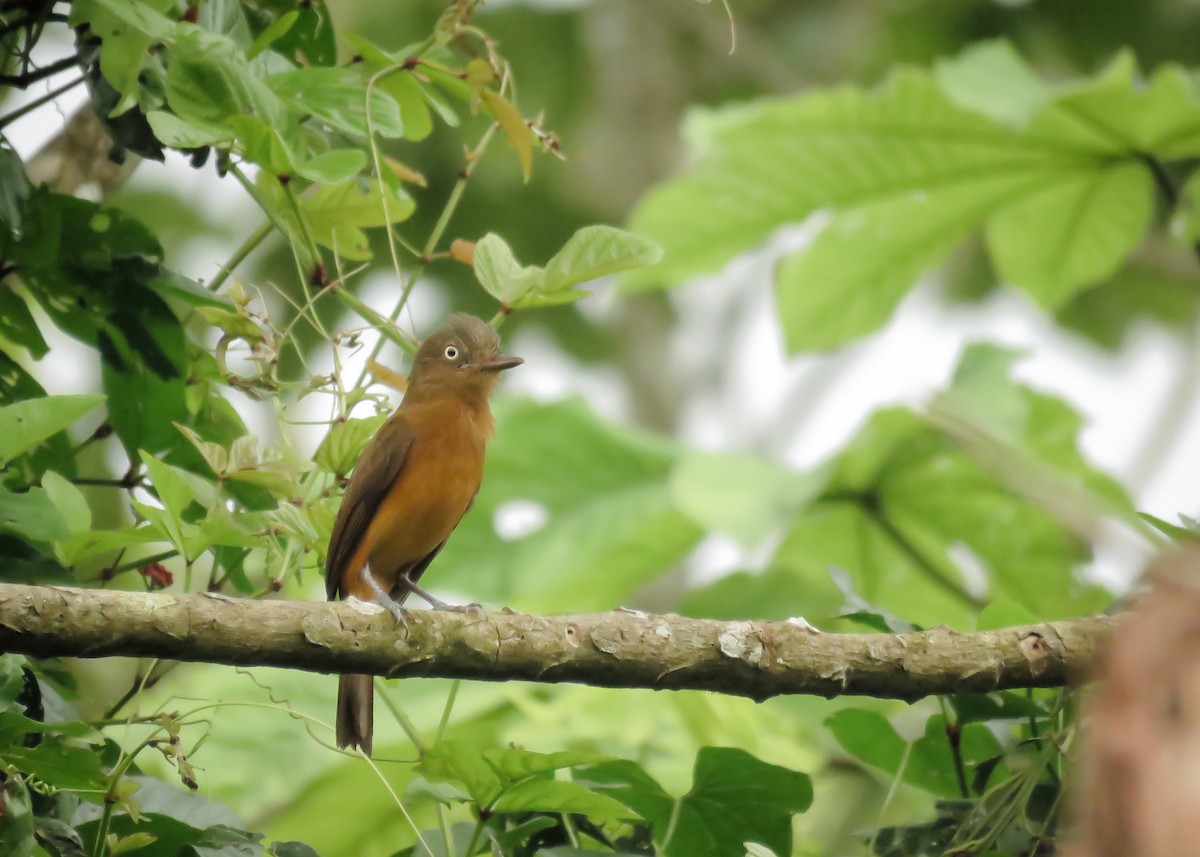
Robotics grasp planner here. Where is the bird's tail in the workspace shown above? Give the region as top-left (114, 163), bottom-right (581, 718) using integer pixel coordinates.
top-left (336, 674), bottom-right (374, 756)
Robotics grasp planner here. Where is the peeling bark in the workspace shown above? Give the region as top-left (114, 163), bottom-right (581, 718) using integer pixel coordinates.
top-left (0, 584), bottom-right (1116, 700)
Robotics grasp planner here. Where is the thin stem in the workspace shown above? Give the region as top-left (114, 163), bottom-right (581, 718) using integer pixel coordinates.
top-left (281, 179), bottom-right (322, 273)
top-left (207, 221), bottom-right (272, 293)
top-left (435, 680), bottom-right (460, 745)
top-left (70, 477), bottom-right (132, 488)
top-left (0, 53), bottom-right (80, 88)
top-left (228, 165), bottom-right (295, 252)
top-left (94, 550), bottom-right (179, 583)
top-left (423, 126), bottom-right (496, 258)
top-left (102, 660), bottom-right (173, 720)
top-left (334, 287), bottom-right (419, 354)
top-left (436, 806), bottom-right (455, 857)
top-left (862, 501), bottom-right (985, 611)
top-left (463, 817), bottom-right (487, 857)
top-left (93, 796), bottom-right (115, 857)
top-left (351, 124), bottom-right (498, 390)
top-left (1138, 152), bottom-right (1200, 265)
top-left (374, 679), bottom-right (425, 752)
top-left (0, 14), bottom-right (34, 42)
top-left (0, 74), bottom-right (84, 130)
top-left (938, 696), bottom-right (970, 799)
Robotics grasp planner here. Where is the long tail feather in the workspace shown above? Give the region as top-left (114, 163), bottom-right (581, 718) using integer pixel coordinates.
top-left (336, 674), bottom-right (373, 756)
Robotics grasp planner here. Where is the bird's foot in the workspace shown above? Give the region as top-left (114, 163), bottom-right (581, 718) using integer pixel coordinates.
top-left (375, 595), bottom-right (411, 629)
top-left (360, 564), bottom-right (410, 629)
top-left (438, 600), bottom-right (485, 616)
top-left (395, 576), bottom-right (483, 615)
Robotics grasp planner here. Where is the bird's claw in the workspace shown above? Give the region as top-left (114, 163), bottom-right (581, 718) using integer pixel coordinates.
top-left (374, 595), bottom-right (410, 629)
top-left (428, 598), bottom-right (485, 616)
top-left (390, 605), bottom-right (410, 629)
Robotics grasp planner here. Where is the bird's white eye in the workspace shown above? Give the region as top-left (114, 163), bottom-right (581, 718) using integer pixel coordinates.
top-left (443, 344), bottom-right (459, 360)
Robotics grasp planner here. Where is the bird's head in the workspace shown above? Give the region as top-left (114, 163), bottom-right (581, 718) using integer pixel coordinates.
top-left (404, 313), bottom-right (522, 403)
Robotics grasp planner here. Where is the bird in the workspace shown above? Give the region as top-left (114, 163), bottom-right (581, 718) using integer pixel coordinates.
top-left (324, 313), bottom-right (521, 755)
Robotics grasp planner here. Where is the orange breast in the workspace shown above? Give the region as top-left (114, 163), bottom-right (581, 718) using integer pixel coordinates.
top-left (347, 398), bottom-right (490, 596)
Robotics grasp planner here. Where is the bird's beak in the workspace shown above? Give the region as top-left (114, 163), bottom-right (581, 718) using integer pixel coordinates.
top-left (476, 354), bottom-right (523, 372)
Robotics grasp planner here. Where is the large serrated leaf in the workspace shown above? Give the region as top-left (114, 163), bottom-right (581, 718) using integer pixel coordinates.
top-left (986, 163), bottom-right (1153, 307)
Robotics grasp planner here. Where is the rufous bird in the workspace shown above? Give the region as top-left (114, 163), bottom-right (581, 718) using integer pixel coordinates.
top-left (325, 313), bottom-right (521, 755)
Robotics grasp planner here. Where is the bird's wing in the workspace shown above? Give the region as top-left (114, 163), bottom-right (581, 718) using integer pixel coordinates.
top-left (325, 413), bottom-right (414, 600)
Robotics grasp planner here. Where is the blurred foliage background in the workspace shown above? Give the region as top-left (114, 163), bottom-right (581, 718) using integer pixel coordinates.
top-left (3, 0), bottom-right (1200, 855)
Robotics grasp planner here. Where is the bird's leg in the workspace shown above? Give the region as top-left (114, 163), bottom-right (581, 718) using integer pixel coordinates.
top-left (394, 575), bottom-right (483, 615)
top-left (359, 564), bottom-right (409, 628)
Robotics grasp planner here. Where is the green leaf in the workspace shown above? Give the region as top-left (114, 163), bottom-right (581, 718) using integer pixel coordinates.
top-left (492, 778), bottom-right (636, 819)
top-left (829, 565), bottom-right (915, 633)
top-left (70, 0), bottom-right (166, 110)
top-left (246, 9), bottom-right (298, 59)
top-left (0, 288), bottom-right (48, 359)
top-left (666, 747), bottom-right (811, 857)
top-left (939, 344), bottom-right (1029, 442)
top-left (295, 178), bottom-right (416, 261)
top-left (1029, 56), bottom-right (1200, 158)
top-left (245, 0), bottom-right (335, 67)
top-left (294, 150), bottom-right (368, 184)
top-left (538, 226), bottom-right (662, 303)
top-left (585, 750), bottom-right (811, 857)
top-left (58, 526), bottom-right (160, 567)
top-left (41, 472), bottom-right (91, 535)
top-left (480, 90), bottom-right (532, 180)
top-left (2, 740), bottom-right (106, 790)
top-left (628, 69), bottom-right (1051, 288)
top-left (472, 234), bottom-right (545, 307)
top-left (435, 398), bottom-right (700, 611)
top-left (775, 171), bottom-right (1043, 352)
top-left (387, 73), bottom-right (434, 142)
top-left (483, 747), bottom-right (612, 782)
top-left (490, 818), bottom-right (559, 853)
top-left (226, 115), bottom-right (296, 174)
top-left (0, 146), bottom-right (30, 235)
top-left (1139, 512), bottom-right (1199, 542)
top-left (82, 0), bottom-right (175, 40)
top-left (75, 814), bottom-right (205, 857)
top-left (148, 271), bottom-right (236, 310)
top-left (340, 36), bottom-right (435, 142)
top-left (0, 778), bottom-right (34, 857)
top-left (166, 24), bottom-right (288, 130)
top-left (140, 452), bottom-right (216, 522)
top-left (474, 227), bottom-right (662, 310)
top-left (146, 111), bottom-right (231, 149)
top-left (949, 692), bottom-right (1045, 725)
top-left (630, 50), bottom-right (1193, 354)
top-left (0, 395), bottom-right (105, 465)
top-left (826, 708), bottom-right (915, 784)
top-left (313, 416), bottom-right (386, 476)
top-left (987, 163), bottom-right (1153, 308)
top-left (827, 709), bottom-right (1002, 798)
top-left (933, 40), bottom-right (1048, 126)
top-left (265, 68), bottom-right (405, 139)
top-left (680, 567), bottom-right (817, 622)
top-left (103, 362), bottom-right (189, 459)
top-left (402, 777), bottom-right (471, 806)
top-left (670, 451), bottom-right (827, 547)
top-left (936, 343), bottom-right (1134, 511)
top-left (416, 740), bottom-right (503, 807)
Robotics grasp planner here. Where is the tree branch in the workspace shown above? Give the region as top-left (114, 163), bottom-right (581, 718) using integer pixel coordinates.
top-left (0, 584), bottom-right (1115, 701)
